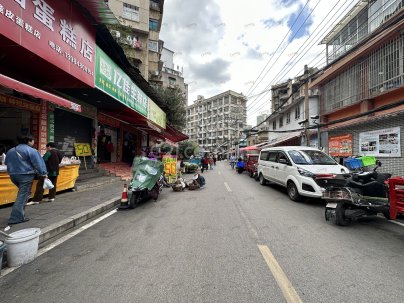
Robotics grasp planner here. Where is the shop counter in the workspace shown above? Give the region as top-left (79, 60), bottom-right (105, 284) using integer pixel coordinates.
top-left (0, 164), bottom-right (79, 206)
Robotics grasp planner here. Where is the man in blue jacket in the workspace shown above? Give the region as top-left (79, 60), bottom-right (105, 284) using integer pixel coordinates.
top-left (5, 136), bottom-right (47, 225)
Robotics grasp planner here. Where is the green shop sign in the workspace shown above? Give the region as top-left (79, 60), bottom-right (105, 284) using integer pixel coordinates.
top-left (148, 99), bottom-right (166, 129)
top-left (95, 46), bottom-right (148, 117)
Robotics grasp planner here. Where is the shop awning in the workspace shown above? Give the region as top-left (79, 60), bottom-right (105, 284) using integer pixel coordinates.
top-left (101, 110), bottom-right (188, 143)
top-left (240, 145), bottom-right (260, 152)
top-left (260, 132), bottom-right (302, 149)
top-left (0, 73), bottom-right (82, 112)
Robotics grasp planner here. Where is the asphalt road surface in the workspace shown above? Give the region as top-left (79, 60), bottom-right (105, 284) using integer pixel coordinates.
top-left (1, 161), bottom-right (404, 303)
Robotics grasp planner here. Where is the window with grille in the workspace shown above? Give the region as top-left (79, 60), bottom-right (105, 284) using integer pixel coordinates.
top-left (286, 111), bottom-right (291, 124)
top-left (149, 19), bottom-right (159, 31)
top-left (148, 40), bottom-right (159, 52)
top-left (122, 3), bottom-right (139, 22)
top-left (295, 104), bottom-right (301, 119)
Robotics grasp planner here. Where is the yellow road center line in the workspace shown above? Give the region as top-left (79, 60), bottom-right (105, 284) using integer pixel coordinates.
top-left (258, 245), bottom-right (303, 303)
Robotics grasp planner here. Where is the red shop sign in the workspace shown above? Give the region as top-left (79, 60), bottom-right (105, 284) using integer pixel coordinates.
top-left (0, 0), bottom-right (95, 87)
top-left (98, 113), bottom-right (121, 129)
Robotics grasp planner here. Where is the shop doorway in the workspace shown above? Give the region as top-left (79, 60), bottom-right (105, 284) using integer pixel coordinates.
top-left (97, 132), bottom-right (112, 163)
top-left (122, 131), bottom-right (137, 164)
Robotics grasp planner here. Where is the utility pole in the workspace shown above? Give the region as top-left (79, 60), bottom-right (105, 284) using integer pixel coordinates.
top-left (304, 65), bottom-right (310, 147)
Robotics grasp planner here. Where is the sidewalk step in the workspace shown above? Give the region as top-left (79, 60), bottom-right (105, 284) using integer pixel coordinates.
top-left (75, 176), bottom-right (121, 191)
top-left (77, 170), bottom-right (109, 182)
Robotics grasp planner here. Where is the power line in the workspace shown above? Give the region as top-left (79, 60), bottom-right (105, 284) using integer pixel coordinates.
top-left (246, 0), bottom-right (323, 111)
top-left (247, 0), bottom-right (353, 114)
top-left (245, 0), bottom-right (312, 97)
top-left (246, 1), bottom-right (367, 115)
top-left (245, 0), bottom-right (400, 137)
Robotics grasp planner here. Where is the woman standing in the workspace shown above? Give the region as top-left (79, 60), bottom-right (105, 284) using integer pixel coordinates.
top-left (32, 142), bottom-right (63, 203)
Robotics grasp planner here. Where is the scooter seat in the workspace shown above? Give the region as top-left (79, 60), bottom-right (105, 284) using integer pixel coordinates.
top-left (348, 180), bottom-right (386, 197)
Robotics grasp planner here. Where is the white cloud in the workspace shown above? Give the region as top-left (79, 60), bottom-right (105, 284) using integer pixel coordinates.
top-left (160, 0), bottom-right (356, 125)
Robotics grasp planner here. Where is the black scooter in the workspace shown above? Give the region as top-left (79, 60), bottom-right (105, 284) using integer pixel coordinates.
top-left (316, 161), bottom-right (391, 226)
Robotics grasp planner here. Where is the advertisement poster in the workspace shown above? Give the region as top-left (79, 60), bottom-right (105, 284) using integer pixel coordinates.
top-left (162, 155), bottom-right (177, 182)
top-left (74, 143), bottom-right (92, 157)
top-left (359, 127), bottom-right (401, 157)
top-left (329, 134), bottom-right (353, 157)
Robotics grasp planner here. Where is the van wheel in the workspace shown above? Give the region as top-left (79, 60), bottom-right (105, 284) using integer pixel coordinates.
top-left (259, 174), bottom-right (266, 185)
top-left (287, 181), bottom-right (302, 202)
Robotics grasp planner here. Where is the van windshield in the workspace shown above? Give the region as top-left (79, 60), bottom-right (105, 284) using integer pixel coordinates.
top-left (288, 150), bottom-right (337, 165)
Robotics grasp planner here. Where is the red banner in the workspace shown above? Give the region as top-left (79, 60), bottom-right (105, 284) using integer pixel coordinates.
top-left (38, 99), bottom-right (48, 155)
top-left (98, 113), bottom-right (121, 129)
top-left (0, 93), bottom-right (40, 112)
top-left (0, 0), bottom-right (95, 87)
top-left (329, 134), bottom-right (353, 157)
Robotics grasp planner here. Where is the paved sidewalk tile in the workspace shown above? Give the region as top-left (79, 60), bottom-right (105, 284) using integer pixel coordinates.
top-left (0, 180), bottom-right (126, 236)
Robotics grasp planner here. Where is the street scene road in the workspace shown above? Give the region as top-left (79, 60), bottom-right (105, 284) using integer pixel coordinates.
top-left (1, 161), bottom-right (403, 303)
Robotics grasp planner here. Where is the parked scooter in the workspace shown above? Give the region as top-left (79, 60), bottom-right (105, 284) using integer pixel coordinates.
top-left (236, 158), bottom-right (245, 174)
top-left (127, 157), bottom-right (164, 209)
top-left (316, 161), bottom-right (391, 226)
top-left (251, 163), bottom-right (259, 181)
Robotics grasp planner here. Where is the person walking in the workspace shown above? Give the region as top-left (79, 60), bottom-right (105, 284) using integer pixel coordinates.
top-left (32, 142), bottom-right (63, 203)
top-left (229, 154), bottom-right (236, 169)
top-left (5, 136), bottom-right (47, 225)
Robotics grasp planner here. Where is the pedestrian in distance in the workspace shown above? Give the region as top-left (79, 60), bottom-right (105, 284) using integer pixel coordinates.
top-left (229, 154), bottom-right (236, 169)
top-left (213, 156), bottom-right (217, 166)
top-left (5, 136), bottom-right (47, 225)
top-left (209, 157), bottom-right (214, 170)
top-left (32, 142), bottom-right (63, 203)
top-left (203, 156), bottom-right (209, 172)
top-left (180, 160), bottom-right (185, 174)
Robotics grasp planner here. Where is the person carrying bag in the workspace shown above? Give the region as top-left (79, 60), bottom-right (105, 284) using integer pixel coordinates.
top-left (32, 142), bottom-right (63, 203)
top-left (5, 136), bottom-right (47, 225)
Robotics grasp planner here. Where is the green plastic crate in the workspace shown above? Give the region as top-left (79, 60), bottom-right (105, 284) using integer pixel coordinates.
top-left (359, 156), bottom-right (376, 167)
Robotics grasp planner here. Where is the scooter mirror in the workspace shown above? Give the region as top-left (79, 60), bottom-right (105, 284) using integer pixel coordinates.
top-left (376, 160), bottom-right (382, 167)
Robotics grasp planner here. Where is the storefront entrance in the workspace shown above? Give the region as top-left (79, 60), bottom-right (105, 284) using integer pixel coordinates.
top-left (54, 109), bottom-right (92, 157)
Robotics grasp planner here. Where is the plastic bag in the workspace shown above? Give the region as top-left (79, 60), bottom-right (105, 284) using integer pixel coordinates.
top-left (43, 177), bottom-right (54, 190)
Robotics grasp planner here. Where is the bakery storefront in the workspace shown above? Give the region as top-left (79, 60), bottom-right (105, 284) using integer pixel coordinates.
top-left (0, 0), bottom-right (96, 205)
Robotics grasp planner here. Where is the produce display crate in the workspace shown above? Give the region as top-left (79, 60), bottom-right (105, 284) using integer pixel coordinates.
top-left (359, 156), bottom-right (376, 167)
top-left (344, 158), bottom-right (362, 171)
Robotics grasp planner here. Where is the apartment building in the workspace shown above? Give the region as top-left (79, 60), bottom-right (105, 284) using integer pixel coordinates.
top-left (106, 0), bottom-right (164, 83)
top-left (186, 91), bottom-right (247, 155)
top-left (160, 47), bottom-right (188, 105)
top-left (255, 68), bottom-right (320, 148)
top-left (310, 0), bottom-right (404, 175)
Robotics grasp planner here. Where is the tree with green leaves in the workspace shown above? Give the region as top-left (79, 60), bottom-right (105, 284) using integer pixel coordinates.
top-left (178, 140), bottom-right (199, 159)
top-left (152, 85), bottom-right (187, 130)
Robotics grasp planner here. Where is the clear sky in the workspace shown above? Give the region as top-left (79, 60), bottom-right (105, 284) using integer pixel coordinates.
top-left (160, 0), bottom-right (357, 126)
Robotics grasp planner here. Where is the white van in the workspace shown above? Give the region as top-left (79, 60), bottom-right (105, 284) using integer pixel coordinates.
top-left (257, 146), bottom-right (349, 201)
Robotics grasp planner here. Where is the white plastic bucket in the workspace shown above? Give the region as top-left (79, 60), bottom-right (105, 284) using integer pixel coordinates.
top-left (0, 241), bottom-right (6, 274)
top-left (5, 228), bottom-right (41, 267)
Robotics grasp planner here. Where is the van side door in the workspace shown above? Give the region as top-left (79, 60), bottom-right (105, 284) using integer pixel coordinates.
top-left (258, 151), bottom-right (269, 178)
top-left (274, 151), bottom-right (293, 186)
top-left (266, 151), bottom-right (279, 182)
